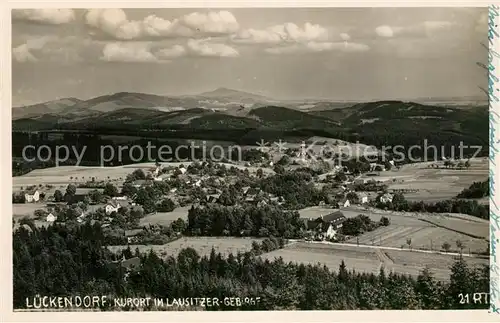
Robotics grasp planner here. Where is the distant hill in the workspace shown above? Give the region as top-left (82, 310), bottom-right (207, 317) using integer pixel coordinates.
top-left (12, 98), bottom-right (82, 119)
top-left (12, 89), bottom-right (278, 120)
top-left (196, 87), bottom-right (272, 102)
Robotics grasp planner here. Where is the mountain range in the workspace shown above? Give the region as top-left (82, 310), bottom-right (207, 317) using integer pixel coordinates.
top-left (12, 88), bottom-right (488, 144)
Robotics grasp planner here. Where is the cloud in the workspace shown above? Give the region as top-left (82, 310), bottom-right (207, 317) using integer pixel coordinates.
top-left (13, 35), bottom-right (85, 63)
top-left (340, 33), bottom-right (351, 41)
top-left (232, 22), bottom-right (329, 44)
top-left (155, 44), bottom-right (186, 59)
top-left (100, 42), bottom-right (165, 63)
top-left (186, 39), bottom-right (239, 57)
top-left (12, 9), bottom-right (75, 25)
top-left (12, 36), bottom-right (57, 62)
top-left (85, 9), bottom-right (239, 40)
top-left (265, 41), bottom-right (369, 55)
top-left (13, 44), bottom-right (37, 62)
top-left (375, 21), bottom-right (455, 38)
top-left (375, 25), bottom-right (394, 38)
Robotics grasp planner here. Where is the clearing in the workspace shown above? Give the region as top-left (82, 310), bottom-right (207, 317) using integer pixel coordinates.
top-left (261, 241), bottom-right (487, 281)
top-left (107, 237), bottom-right (260, 258)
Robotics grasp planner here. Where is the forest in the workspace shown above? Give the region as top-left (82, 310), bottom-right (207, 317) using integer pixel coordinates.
top-left (13, 223), bottom-right (489, 311)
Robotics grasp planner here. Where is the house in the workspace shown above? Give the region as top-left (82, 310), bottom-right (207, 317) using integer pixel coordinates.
top-left (25, 190), bottom-right (40, 203)
top-left (153, 177), bottom-right (163, 182)
top-left (358, 193), bottom-right (369, 204)
top-left (206, 194), bottom-right (220, 203)
top-left (179, 167), bottom-right (187, 175)
top-left (241, 186), bottom-right (251, 195)
top-left (112, 196), bottom-right (128, 201)
top-left (105, 200), bottom-right (122, 215)
top-left (379, 193), bottom-right (394, 204)
top-left (125, 229), bottom-right (143, 244)
top-left (319, 211), bottom-right (347, 239)
top-left (46, 213), bottom-right (57, 222)
top-left (343, 200), bottom-right (351, 208)
top-left (320, 211), bottom-right (347, 227)
top-left (110, 256), bottom-right (141, 273)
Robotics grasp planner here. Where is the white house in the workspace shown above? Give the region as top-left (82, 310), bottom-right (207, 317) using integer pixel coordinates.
top-left (46, 213), bottom-right (56, 222)
top-left (112, 196), bottom-right (128, 201)
top-left (105, 201), bottom-right (121, 215)
top-left (324, 224), bottom-right (337, 239)
top-left (153, 177), bottom-right (163, 182)
top-left (25, 190), bottom-right (40, 203)
top-left (361, 196), bottom-right (369, 204)
top-left (179, 167), bottom-right (187, 175)
top-left (343, 200), bottom-right (351, 208)
top-left (380, 193), bottom-right (394, 204)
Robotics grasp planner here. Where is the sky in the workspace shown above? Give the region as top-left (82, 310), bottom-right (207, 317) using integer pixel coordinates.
top-left (12, 7), bottom-right (489, 106)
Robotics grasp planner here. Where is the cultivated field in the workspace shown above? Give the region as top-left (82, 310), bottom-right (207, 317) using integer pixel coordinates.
top-left (108, 237), bottom-right (260, 258)
top-left (374, 157), bottom-right (488, 202)
top-left (139, 206), bottom-right (191, 226)
top-left (261, 242), bottom-right (488, 281)
top-left (345, 225), bottom-right (488, 254)
top-left (300, 205), bottom-right (489, 254)
top-left (12, 203), bottom-right (44, 217)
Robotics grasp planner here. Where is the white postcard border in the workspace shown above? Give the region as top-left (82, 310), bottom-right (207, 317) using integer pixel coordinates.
top-left (1, 1), bottom-right (499, 322)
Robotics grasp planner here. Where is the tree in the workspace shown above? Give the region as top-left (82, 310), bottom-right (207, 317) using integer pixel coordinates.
top-left (465, 160), bottom-right (471, 169)
top-left (34, 209), bottom-right (48, 219)
top-left (346, 192), bottom-right (359, 204)
top-left (54, 190), bottom-right (64, 202)
top-left (379, 216), bottom-right (390, 226)
top-left (12, 192), bottom-right (26, 204)
top-left (456, 240), bottom-right (465, 255)
top-left (256, 168), bottom-right (264, 178)
top-left (157, 198), bottom-right (175, 212)
top-left (121, 182), bottom-right (138, 197)
top-left (103, 183), bottom-right (119, 197)
top-left (89, 190), bottom-right (103, 204)
top-left (171, 218), bottom-right (186, 233)
top-left (406, 238), bottom-right (412, 250)
top-left (127, 169), bottom-right (146, 181)
top-left (273, 164), bottom-right (286, 175)
top-left (416, 266), bottom-right (441, 309)
top-left (65, 184), bottom-right (77, 197)
top-left (442, 242), bottom-right (451, 253)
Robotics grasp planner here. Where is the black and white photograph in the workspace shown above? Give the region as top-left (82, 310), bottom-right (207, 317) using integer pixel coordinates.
top-left (10, 6), bottom-right (492, 313)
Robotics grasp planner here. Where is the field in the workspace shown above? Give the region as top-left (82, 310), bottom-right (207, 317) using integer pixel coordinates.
top-left (300, 205), bottom-right (489, 254)
top-left (139, 206), bottom-right (191, 226)
top-left (108, 237), bottom-right (260, 258)
top-left (261, 242), bottom-right (488, 281)
top-left (374, 157), bottom-right (488, 202)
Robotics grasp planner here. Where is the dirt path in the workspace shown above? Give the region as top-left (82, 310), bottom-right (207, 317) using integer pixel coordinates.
top-left (375, 248), bottom-right (394, 266)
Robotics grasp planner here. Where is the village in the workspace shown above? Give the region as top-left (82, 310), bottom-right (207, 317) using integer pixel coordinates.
top-left (12, 145), bottom-right (490, 281)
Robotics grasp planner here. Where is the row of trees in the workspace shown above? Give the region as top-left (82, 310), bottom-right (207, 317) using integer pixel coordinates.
top-left (13, 223), bottom-right (489, 310)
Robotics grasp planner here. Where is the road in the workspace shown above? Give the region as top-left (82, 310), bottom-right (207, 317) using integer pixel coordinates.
top-left (289, 239), bottom-right (479, 258)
